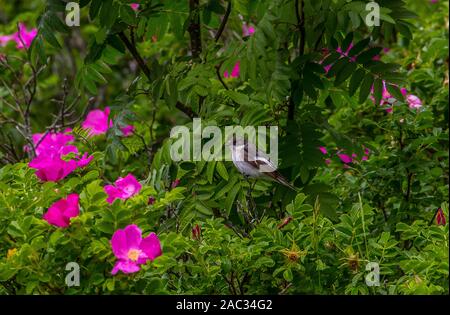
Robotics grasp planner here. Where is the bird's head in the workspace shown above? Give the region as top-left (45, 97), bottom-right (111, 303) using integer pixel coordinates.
top-left (225, 134), bottom-right (246, 148)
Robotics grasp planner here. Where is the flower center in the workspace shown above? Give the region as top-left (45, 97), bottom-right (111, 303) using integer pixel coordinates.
top-left (127, 249), bottom-right (141, 262)
top-left (123, 185), bottom-right (135, 196)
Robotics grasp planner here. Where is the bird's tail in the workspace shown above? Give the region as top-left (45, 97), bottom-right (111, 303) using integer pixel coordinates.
top-left (272, 171), bottom-right (298, 192)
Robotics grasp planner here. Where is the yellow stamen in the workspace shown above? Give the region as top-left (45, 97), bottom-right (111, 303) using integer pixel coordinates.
top-left (7, 248), bottom-right (17, 259)
top-left (127, 249), bottom-right (141, 261)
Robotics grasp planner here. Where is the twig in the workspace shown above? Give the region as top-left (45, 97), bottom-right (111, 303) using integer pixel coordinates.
top-left (118, 30), bottom-right (197, 118)
top-left (188, 0), bottom-right (202, 59)
top-left (214, 1), bottom-right (232, 42)
top-left (297, 0), bottom-right (305, 55)
top-left (118, 31), bottom-right (152, 80)
top-left (215, 64), bottom-right (229, 90)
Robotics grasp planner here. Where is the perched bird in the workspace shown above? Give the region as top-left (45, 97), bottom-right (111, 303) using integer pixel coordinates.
top-left (226, 135), bottom-right (297, 191)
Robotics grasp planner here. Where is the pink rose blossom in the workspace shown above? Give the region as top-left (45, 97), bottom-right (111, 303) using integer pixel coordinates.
top-left (14, 23), bottom-right (37, 49)
top-left (105, 174), bottom-right (142, 204)
top-left (0, 23), bottom-right (37, 49)
top-left (0, 34), bottom-right (13, 46)
top-left (130, 3), bottom-right (140, 11)
top-left (121, 125), bottom-right (135, 136)
top-left (224, 61), bottom-right (240, 78)
top-left (43, 194), bottom-right (80, 228)
top-left (28, 130), bottom-right (93, 182)
top-left (337, 153), bottom-right (352, 164)
top-left (82, 107), bottom-right (134, 137)
top-left (242, 23), bottom-right (255, 37)
top-left (82, 107), bottom-right (113, 136)
top-left (406, 94), bottom-right (422, 109)
top-left (111, 224), bottom-right (162, 275)
top-left (318, 146), bottom-right (327, 155)
top-left (31, 130), bottom-right (75, 157)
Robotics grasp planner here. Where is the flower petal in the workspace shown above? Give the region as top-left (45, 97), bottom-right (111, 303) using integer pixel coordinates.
top-left (140, 232), bottom-right (162, 261)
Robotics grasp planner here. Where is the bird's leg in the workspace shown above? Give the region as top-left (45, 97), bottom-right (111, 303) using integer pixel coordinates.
top-left (244, 176), bottom-right (257, 222)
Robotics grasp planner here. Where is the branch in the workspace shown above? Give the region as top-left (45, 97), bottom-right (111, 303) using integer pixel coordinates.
top-left (188, 0), bottom-right (202, 59)
top-left (215, 64), bottom-right (229, 90)
top-left (118, 31), bottom-right (152, 80)
top-left (176, 101), bottom-right (195, 119)
top-left (215, 1), bottom-right (232, 42)
top-left (295, 0), bottom-right (305, 55)
top-left (118, 31), bottom-right (197, 118)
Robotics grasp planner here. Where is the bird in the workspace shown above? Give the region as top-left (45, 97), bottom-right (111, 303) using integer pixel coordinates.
top-left (225, 135), bottom-right (297, 191)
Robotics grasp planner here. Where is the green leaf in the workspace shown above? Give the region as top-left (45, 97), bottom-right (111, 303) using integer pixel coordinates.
top-left (342, 32), bottom-right (353, 52)
top-left (206, 161), bottom-right (216, 184)
top-left (225, 184), bottom-right (240, 216)
top-left (348, 38), bottom-right (371, 57)
top-left (373, 78), bottom-right (383, 106)
top-left (359, 73), bottom-right (374, 103)
top-left (334, 62), bottom-right (357, 86)
top-left (356, 47), bottom-right (383, 64)
top-left (216, 162), bottom-right (229, 181)
top-left (99, 0), bottom-right (117, 29)
top-left (89, 0), bottom-right (102, 20)
top-left (386, 84), bottom-right (405, 102)
top-left (348, 68), bottom-right (365, 96)
top-left (41, 26), bottom-right (61, 48)
top-left (283, 269), bottom-right (293, 282)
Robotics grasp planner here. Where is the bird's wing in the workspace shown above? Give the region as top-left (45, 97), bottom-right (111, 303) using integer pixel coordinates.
top-left (243, 141), bottom-right (297, 191)
top-left (243, 141), bottom-right (278, 172)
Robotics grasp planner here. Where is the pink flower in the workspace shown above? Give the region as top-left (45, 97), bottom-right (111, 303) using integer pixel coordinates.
top-left (31, 130), bottom-right (75, 157)
top-left (407, 94), bottom-right (422, 109)
top-left (362, 155), bottom-right (369, 161)
top-left (82, 107), bottom-right (134, 137)
top-left (110, 224), bottom-right (162, 275)
top-left (318, 146), bottom-right (327, 155)
top-left (242, 23), bottom-right (255, 37)
top-left (0, 34), bottom-right (13, 46)
top-left (120, 125), bottom-right (135, 136)
top-left (1, 23), bottom-right (37, 49)
top-left (325, 158), bottom-right (331, 165)
top-left (351, 153), bottom-right (358, 159)
top-left (130, 3), bottom-right (140, 11)
top-left (104, 174), bottom-right (142, 204)
top-left (82, 107), bottom-right (113, 136)
top-left (14, 23), bottom-right (37, 49)
top-left (171, 179), bottom-right (180, 189)
top-left (337, 153), bottom-right (352, 164)
top-left (43, 194), bottom-right (80, 228)
top-left (224, 61), bottom-right (240, 78)
top-left (28, 131), bottom-right (93, 182)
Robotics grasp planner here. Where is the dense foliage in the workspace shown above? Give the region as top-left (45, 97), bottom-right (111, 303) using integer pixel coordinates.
top-left (0, 0), bottom-right (448, 294)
